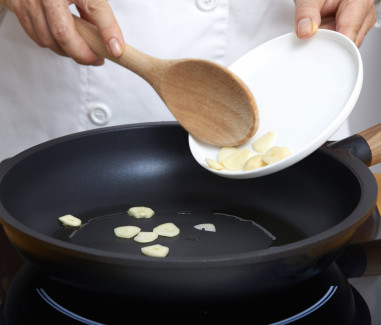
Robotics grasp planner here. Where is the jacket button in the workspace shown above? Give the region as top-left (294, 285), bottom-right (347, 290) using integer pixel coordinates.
top-left (195, 0), bottom-right (219, 11)
top-left (88, 104), bottom-right (112, 125)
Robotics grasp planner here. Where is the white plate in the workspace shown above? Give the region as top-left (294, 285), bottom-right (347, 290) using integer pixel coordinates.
top-left (189, 29), bottom-right (363, 179)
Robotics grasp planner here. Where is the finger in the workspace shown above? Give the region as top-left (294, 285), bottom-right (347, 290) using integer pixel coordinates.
top-left (10, 0), bottom-right (67, 56)
top-left (41, 0), bottom-right (103, 65)
top-left (294, 0), bottom-right (325, 39)
top-left (320, 14), bottom-right (336, 31)
top-left (9, 0), bottom-right (41, 44)
top-left (353, 7), bottom-right (377, 47)
top-left (27, 2), bottom-right (68, 55)
top-left (335, 1), bottom-right (367, 44)
top-left (2, 0), bottom-right (13, 10)
top-left (75, 0), bottom-right (124, 57)
top-left (335, 0), bottom-right (376, 47)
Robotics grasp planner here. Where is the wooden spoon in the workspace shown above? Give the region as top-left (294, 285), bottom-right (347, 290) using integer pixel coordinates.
top-left (0, 1), bottom-right (258, 146)
top-left (73, 16), bottom-right (258, 147)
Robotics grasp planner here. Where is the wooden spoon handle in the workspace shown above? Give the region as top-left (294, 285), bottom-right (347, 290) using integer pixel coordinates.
top-left (71, 15), bottom-right (165, 85)
top-left (358, 123), bottom-right (381, 166)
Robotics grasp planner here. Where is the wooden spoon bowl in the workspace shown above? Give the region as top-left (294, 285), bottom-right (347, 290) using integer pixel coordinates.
top-left (156, 59), bottom-right (258, 146)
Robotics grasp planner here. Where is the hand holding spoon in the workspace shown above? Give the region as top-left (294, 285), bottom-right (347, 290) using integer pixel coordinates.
top-left (0, 1), bottom-right (258, 146)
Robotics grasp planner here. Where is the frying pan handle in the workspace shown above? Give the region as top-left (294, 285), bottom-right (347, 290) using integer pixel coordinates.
top-left (357, 124), bottom-right (381, 166)
top-left (336, 205), bottom-right (381, 278)
top-left (337, 240), bottom-right (381, 278)
top-left (329, 123), bottom-right (381, 167)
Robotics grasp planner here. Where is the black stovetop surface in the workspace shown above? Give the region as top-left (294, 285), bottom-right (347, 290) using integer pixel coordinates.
top-left (0, 262), bottom-right (371, 325)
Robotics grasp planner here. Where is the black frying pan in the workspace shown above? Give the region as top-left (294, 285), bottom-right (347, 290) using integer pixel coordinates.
top-left (0, 122), bottom-right (380, 303)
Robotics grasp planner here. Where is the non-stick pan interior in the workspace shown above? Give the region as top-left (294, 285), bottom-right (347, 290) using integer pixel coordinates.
top-left (0, 123), bottom-right (362, 258)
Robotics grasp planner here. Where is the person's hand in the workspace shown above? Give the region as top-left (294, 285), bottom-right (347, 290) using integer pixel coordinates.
top-left (294, 0), bottom-right (377, 47)
top-left (5, 0), bottom-right (125, 65)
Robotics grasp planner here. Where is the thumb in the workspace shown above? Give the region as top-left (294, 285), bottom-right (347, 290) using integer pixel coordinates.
top-left (294, 0), bottom-right (325, 39)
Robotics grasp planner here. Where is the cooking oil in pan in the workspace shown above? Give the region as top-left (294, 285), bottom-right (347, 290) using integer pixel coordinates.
top-left (212, 206), bottom-right (307, 247)
top-left (53, 206), bottom-right (307, 256)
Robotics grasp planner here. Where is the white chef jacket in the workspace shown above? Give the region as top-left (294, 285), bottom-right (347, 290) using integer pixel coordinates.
top-left (0, 0), bottom-right (380, 323)
top-left (0, 0), bottom-right (297, 161)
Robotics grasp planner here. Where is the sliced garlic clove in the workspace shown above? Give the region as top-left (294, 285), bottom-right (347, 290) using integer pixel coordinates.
top-left (194, 223), bottom-right (216, 232)
top-left (127, 206), bottom-right (155, 219)
top-left (252, 132), bottom-right (276, 153)
top-left (263, 146), bottom-right (291, 164)
top-left (222, 149), bottom-right (254, 171)
top-left (114, 225), bottom-right (141, 238)
top-left (134, 231), bottom-right (158, 243)
top-left (153, 222), bottom-right (180, 237)
top-left (141, 244), bottom-right (169, 258)
top-left (217, 146), bottom-right (238, 163)
top-left (59, 214), bottom-right (82, 227)
top-left (243, 154), bottom-right (267, 171)
top-left (205, 158), bottom-right (224, 170)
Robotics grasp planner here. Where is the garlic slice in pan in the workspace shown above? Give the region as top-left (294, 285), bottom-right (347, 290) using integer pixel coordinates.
top-left (153, 222), bottom-right (180, 237)
top-left (134, 231), bottom-right (158, 243)
top-left (194, 223), bottom-right (216, 232)
top-left (141, 244), bottom-right (169, 258)
top-left (59, 214), bottom-right (82, 227)
top-left (114, 226), bottom-right (141, 238)
top-left (127, 207), bottom-right (155, 219)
